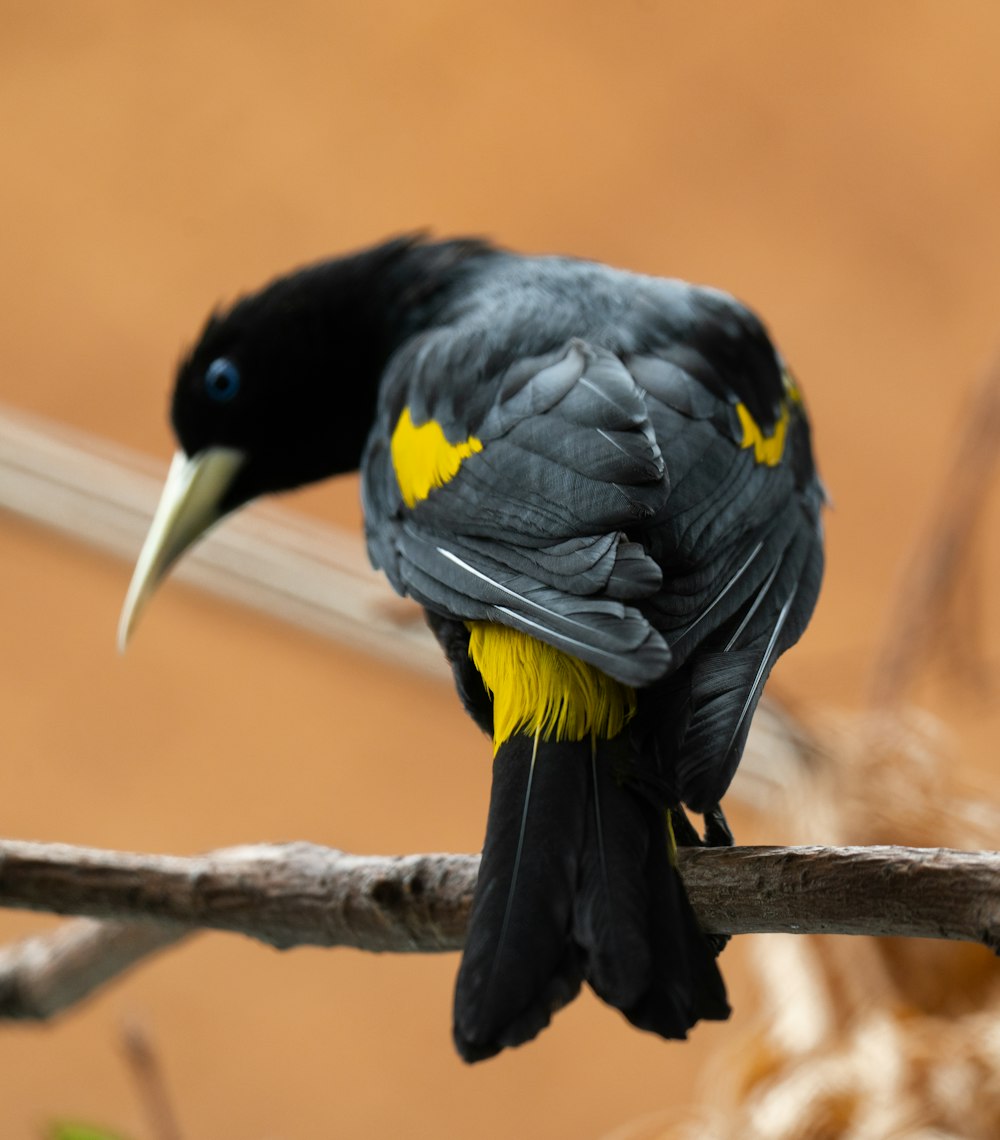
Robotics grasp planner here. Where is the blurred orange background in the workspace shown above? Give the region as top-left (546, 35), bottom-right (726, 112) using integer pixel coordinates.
top-left (1, 2), bottom-right (998, 1137)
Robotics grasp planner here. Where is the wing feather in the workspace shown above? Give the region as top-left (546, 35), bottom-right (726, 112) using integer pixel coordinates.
top-left (363, 338), bottom-right (673, 684)
top-left (361, 280), bottom-right (824, 746)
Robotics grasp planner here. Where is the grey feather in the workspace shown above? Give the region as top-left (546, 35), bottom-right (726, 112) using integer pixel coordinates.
top-left (359, 246), bottom-right (824, 797)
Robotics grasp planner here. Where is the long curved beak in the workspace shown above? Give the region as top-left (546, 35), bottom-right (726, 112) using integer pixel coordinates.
top-left (118, 447), bottom-right (245, 651)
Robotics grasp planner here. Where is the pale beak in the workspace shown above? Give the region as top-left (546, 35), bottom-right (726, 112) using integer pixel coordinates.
top-left (118, 447), bottom-right (245, 651)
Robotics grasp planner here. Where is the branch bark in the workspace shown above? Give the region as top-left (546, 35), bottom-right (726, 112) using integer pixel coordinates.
top-left (0, 839), bottom-right (996, 1020)
top-left (0, 918), bottom-right (186, 1020)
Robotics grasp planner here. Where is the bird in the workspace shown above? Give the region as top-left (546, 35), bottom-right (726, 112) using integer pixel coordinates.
top-left (119, 234), bottom-right (825, 1063)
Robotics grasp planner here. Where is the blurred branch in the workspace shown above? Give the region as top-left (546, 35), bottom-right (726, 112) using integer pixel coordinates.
top-left (0, 404), bottom-right (443, 675)
top-left (872, 351), bottom-right (1000, 705)
top-left (0, 838), bottom-right (996, 1021)
top-left (0, 917), bottom-right (185, 1020)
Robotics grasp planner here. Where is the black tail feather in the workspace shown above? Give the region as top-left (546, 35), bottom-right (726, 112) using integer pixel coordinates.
top-left (453, 734), bottom-right (729, 1062)
top-left (573, 739), bottom-right (661, 1012)
top-left (576, 739), bottom-right (729, 1035)
top-left (622, 799), bottom-right (730, 1032)
top-left (453, 735), bottom-right (589, 1062)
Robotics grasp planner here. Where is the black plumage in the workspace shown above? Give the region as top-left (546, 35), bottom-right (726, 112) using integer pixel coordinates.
top-left (120, 234), bottom-right (825, 1062)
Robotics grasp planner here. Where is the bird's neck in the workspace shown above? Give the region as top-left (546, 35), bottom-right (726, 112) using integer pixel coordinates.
top-left (310, 236), bottom-right (493, 469)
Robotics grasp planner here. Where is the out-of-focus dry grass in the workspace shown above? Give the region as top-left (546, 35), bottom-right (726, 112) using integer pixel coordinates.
top-left (641, 369), bottom-right (1000, 1140)
top-left (649, 713), bottom-right (1000, 1140)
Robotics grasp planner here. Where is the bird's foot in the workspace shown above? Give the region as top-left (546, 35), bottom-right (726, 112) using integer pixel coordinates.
top-left (702, 803), bottom-right (734, 848)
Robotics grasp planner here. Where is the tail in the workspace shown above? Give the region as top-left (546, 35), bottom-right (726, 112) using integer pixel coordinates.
top-left (453, 733), bottom-right (729, 1062)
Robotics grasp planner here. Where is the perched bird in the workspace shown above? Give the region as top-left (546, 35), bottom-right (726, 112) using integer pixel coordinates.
top-left (119, 235), bottom-right (824, 1062)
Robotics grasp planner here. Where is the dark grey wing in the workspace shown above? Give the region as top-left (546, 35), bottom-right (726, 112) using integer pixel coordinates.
top-left (624, 338), bottom-right (825, 812)
top-left (362, 337), bottom-right (672, 687)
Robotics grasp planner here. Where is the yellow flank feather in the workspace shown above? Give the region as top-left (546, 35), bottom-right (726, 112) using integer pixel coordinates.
top-left (390, 406), bottom-right (483, 508)
top-left (467, 621), bottom-right (637, 751)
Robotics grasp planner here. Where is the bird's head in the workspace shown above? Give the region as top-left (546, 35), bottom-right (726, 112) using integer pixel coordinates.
top-left (118, 235), bottom-right (492, 650)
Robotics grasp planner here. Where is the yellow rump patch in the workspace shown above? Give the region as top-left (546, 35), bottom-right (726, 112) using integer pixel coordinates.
top-left (390, 406), bottom-right (483, 508)
top-left (467, 621), bottom-right (636, 752)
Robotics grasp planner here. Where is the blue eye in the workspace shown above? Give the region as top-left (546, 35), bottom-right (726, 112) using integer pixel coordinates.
top-left (204, 357), bottom-right (241, 402)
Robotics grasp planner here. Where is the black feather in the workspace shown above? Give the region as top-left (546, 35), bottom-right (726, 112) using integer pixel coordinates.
top-left (574, 737), bottom-right (728, 1032)
top-left (454, 733), bottom-right (729, 1063)
top-left (454, 736), bottom-right (588, 1061)
top-left (132, 234), bottom-right (825, 1063)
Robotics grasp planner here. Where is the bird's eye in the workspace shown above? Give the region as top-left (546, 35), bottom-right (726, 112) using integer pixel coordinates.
top-left (204, 358), bottom-right (241, 402)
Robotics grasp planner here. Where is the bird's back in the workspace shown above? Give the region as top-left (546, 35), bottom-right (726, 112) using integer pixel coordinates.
top-left (362, 249), bottom-right (823, 814)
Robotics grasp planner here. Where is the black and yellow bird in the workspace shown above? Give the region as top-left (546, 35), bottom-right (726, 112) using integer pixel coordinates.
top-left (119, 235), bottom-right (824, 1062)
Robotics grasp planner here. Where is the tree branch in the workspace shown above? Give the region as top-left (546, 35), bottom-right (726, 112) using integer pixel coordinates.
top-left (0, 918), bottom-right (186, 1020)
top-left (0, 839), bottom-right (996, 1020)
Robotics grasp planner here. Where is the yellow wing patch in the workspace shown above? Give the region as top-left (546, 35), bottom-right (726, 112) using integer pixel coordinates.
top-left (467, 621), bottom-right (636, 752)
top-left (390, 406), bottom-right (483, 508)
top-left (735, 372), bottom-right (800, 467)
top-left (735, 402), bottom-right (789, 467)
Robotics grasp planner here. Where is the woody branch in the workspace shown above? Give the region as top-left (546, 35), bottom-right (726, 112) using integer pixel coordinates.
top-left (0, 838), bottom-right (997, 1020)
